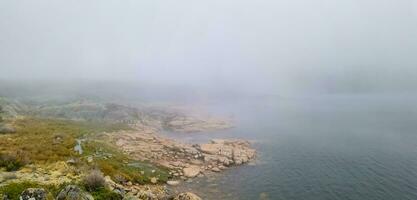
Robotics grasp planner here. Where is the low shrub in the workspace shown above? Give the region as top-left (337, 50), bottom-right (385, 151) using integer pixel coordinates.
top-left (83, 169), bottom-right (105, 191)
top-left (0, 151), bottom-right (28, 171)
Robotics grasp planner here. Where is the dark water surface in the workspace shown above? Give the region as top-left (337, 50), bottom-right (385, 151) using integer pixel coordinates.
top-left (165, 94), bottom-right (417, 200)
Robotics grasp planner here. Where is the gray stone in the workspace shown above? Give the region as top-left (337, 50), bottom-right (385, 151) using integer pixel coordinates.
top-left (20, 188), bottom-right (47, 200)
top-left (56, 185), bottom-right (94, 200)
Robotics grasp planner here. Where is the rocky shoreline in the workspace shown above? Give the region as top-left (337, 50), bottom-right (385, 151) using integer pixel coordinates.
top-left (109, 131), bottom-right (256, 180)
top-left (0, 130), bottom-right (256, 200)
top-left (0, 100), bottom-right (256, 199)
top-left (101, 124), bottom-right (256, 199)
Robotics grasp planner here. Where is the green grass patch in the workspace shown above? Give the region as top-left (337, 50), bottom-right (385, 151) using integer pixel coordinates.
top-left (89, 187), bottom-right (122, 200)
top-left (0, 118), bottom-right (131, 164)
top-left (0, 117), bottom-right (169, 189)
top-left (0, 181), bottom-right (66, 200)
top-left (0, 181), bottom-right (117, 200)
top-left (83, 141), bottom-right (170, 184)
top-left (0, 180), bottom-right (121, 200)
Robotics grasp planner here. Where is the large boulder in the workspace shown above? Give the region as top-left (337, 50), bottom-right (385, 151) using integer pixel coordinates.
top-left (56, 185), bottom-right (94, 200)
top-left (182, 166), bottom-right (200, 178)
top-left (20, 188), bottom-right (47, 200)
top-left (173, 192), bottom-right (202, 200)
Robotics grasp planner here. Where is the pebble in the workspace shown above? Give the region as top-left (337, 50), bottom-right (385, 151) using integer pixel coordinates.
top-left (150, 177), bottom-right (158, 184)
top-left (166, 180), bottom-right (180, 186)
top-left (211, 167), bottom-right (221, 172)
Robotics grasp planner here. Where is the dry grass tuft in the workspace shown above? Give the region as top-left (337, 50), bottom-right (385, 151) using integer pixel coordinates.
top-left (83, 169), bottom-right (106, 191)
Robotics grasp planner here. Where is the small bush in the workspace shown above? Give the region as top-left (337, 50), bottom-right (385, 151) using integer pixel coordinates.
top-left (83, 169), bottom-right (105, 191)
top-left (0, 151), bottom-right (28, 171)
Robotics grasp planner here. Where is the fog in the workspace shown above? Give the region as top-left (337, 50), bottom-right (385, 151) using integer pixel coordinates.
top-left (1, 0), bottom-right (417, 96)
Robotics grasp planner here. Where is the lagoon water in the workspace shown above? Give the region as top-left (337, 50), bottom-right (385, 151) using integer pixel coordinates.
top-left (166, 94), bottom-right (417, 200)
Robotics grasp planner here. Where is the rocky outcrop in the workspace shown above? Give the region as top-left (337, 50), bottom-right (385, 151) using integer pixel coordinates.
top-left (109, 131), bottom-right (256, 180)
top-left (164, 116), bottom-right (232, 133)
top-left (56, 185), bottom-right (94, 200)
top-left (173, 192), bottom-right (202, 200)
top-left (198, 139), bottom-right (256, 166)
top-left (0, 99), bottom-right (253, 199)
top-left (20, 188), bottom-right (47, 200)
top-left (104, 176), bottom-right (126, 196)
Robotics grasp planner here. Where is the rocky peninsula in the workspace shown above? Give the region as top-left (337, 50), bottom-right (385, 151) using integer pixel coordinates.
top-left (110, 131), bottom-right (255, 179)
top-left (0, 100), bottom-right (256, 200)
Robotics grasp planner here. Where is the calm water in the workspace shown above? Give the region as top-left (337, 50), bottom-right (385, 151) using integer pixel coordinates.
top-left (166, 94), bottom-right (417, 200)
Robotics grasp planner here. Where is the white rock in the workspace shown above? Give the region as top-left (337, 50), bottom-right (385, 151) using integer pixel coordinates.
top-left (167, 180), bottom-right (180, 186)
top-left (150, 177), bottom-right (158, 184)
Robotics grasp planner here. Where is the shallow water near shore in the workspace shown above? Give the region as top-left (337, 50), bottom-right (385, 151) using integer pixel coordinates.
top-left (165, 94), bottom-right (417, 200)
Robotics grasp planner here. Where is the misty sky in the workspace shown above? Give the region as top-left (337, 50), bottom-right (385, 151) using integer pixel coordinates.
top-left (1, 0), bottom-right (417, 94)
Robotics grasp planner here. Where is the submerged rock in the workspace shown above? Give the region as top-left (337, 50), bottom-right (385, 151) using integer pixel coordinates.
top-left (173, 192), bottom-right (202, 200)
top-left (259, 192), bottom-right (270, 200)
top-left (20, 188), bottom-right (47, 200)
